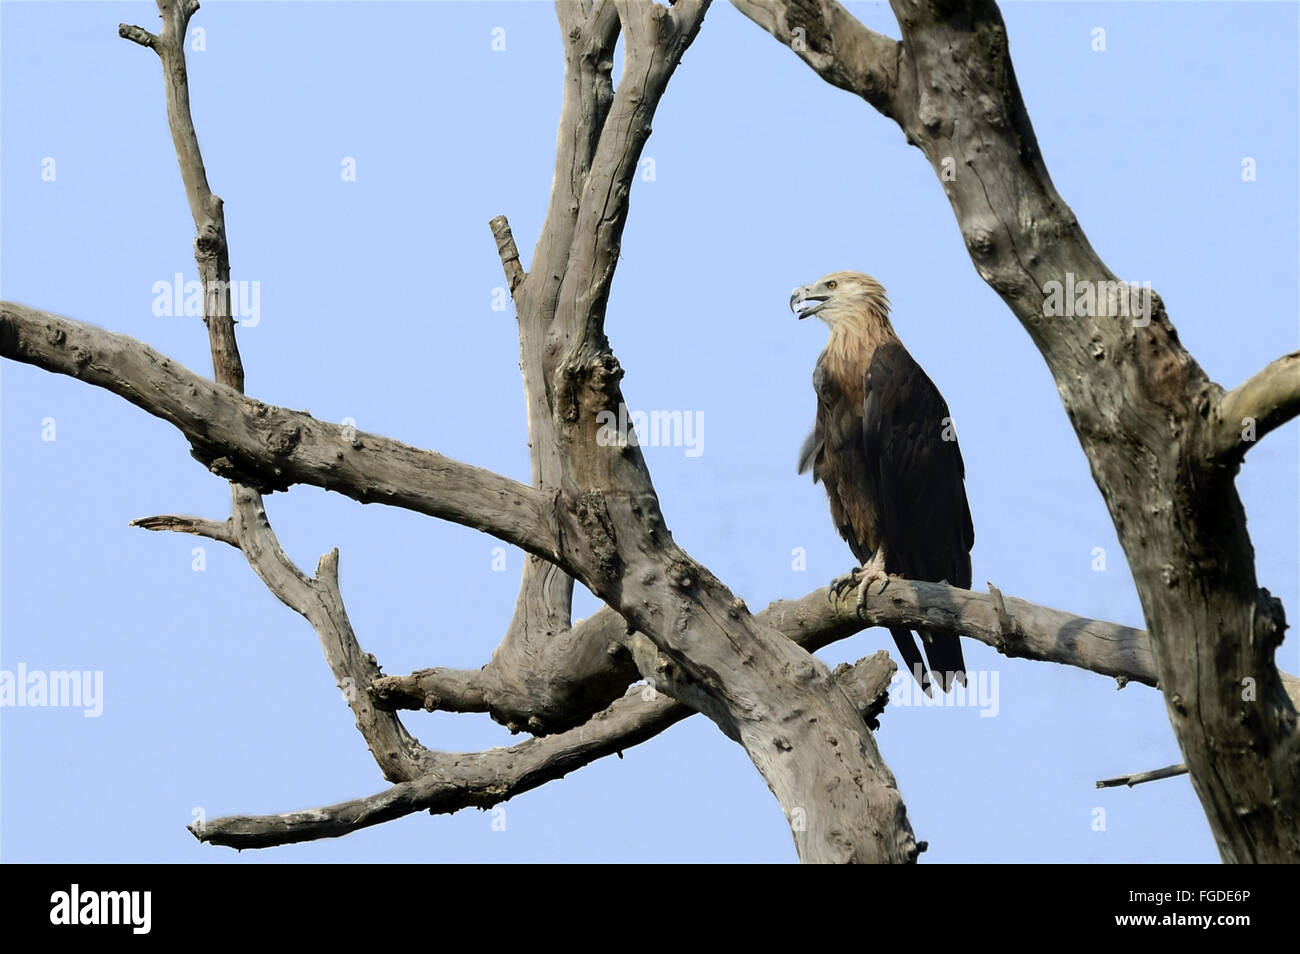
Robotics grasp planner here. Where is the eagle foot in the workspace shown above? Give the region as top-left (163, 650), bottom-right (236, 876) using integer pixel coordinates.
top-left (827, 561), bottom-right (890, 613)
top-left (854, 564), bottom-right (890, 613)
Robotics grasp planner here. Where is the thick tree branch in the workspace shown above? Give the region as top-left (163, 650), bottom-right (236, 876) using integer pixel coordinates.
top-left (853, 580), bottom-right (1156, 684)
top-left (373, 577), bottom-right (1300, 722)
top-left (370, 579), bottom-right (1157, 723)
top-left (731, 0), bottom-right (900, 117)
top-left (1210, 351), bottom-right (1300, 462)
top-left (0, 302), bottom-right (563, 566)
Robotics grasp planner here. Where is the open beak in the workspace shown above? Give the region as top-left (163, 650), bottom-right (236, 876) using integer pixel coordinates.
top-left (790, 285), bottom-right (829, 320)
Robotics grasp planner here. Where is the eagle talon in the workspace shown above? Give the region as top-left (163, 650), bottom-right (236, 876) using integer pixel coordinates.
top-left (854, 564), bottom-right (890, 612)
top-left (828, 566), bottom-right (864, 604)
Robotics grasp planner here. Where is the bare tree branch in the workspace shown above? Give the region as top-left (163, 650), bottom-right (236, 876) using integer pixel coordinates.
top-left (456, 2), bottom-right (625, 742)
top-left (204, 573), bottom-right (1300, 850)
top-left (0, 302), bottom-right (563, 565)
top-left (374, 577), bottom-right (1300, 720)
top-left (117, 23), bottom-right (157, 49)
top-left (234, 494), bottom-right (437, 780)
top-left (123, 0), bottom-right (244, 392)
top-left (131, 513), bottom-right (235, 546)
top-left (193, 652), bottom-right (898, 850)
top-left (122, 0), bottom-right (437, 782)
top-left (131, 501), bottom-right (437, 779)
top-left (1210, 351), bottom-right (1300, 461)
top-left (370, 578), bottom-right (1149, 723)
top-left (1097, 763), bottom-right (1189, 790)
top-left (731, 0), bottom-right (900, 116)
top-left (489, 215), bottom-right (526, 297)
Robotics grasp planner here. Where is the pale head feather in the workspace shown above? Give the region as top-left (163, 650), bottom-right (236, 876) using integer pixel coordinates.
top-left (792, 271), bottom-right (895, 359)
top-left (808, 271), bottom-right (891, 328)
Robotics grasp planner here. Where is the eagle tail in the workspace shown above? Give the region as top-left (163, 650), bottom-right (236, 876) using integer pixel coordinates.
top-left (919, 629), bottom-right (967, 693)
top-left (890, 627), bottom-right (933, 696)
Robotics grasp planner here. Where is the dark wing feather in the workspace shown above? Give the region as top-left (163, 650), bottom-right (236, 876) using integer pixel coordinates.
top-left (862, 341), bottom-right (974, 690)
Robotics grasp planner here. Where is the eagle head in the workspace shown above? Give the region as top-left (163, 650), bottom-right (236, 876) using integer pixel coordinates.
top-left (789, 271), bottom-right (891, 328)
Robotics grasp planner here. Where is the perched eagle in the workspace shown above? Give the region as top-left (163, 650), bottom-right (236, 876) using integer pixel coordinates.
top-left (792, 271), bottom-right (974, 693)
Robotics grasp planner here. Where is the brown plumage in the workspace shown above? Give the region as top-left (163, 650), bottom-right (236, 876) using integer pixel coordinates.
top-left (792, 271), bottom-right (974, 693)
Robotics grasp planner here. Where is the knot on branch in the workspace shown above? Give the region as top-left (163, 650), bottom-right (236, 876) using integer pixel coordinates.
top-left (267, 422), bottom-right (303, 456)
top-left (555, 351), bottom-right (624, 428)
top-left (189, 446), bottom-right (290, 494)
top-left (194, 222), bottom-right (228, 264)
top-left (586, 352), bottom-right (625, 396)
top-left (667, 560), bottom-right (695, 592)
top-left (963, 225), bottom-right (997, 260)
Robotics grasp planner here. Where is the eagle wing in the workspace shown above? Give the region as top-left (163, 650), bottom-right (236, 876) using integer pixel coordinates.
top-left (804, 358), bottom-right (881, 566)
top-left (862, 340), bottom-right (974, 690)
top-left (862, 341), bottom-right (974, 586)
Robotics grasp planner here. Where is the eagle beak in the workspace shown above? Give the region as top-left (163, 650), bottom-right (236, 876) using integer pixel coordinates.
top-left (790, 284), bottom-right (829, 320)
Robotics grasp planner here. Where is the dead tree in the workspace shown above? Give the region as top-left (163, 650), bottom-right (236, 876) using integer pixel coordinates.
top-left (2, 0), bottom-right (1297, 862)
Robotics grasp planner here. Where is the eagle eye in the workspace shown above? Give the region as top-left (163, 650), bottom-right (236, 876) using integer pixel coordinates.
top-left (827, 280), bottom-right (838, 290)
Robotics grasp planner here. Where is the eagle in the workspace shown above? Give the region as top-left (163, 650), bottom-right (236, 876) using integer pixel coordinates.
top-left (791, 271), bottom-right (974, 693)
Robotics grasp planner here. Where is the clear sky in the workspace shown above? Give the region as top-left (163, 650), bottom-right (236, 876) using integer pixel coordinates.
top-left (1, 0), bottom-right (1296, 863)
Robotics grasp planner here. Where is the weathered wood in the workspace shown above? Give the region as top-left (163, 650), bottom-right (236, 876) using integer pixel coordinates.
top-left (120, 0), bottom-right (437, 783)
top-left (193, 648), bottom-right (899, 849)
top-left (0, 302), bottom-right (561, 563)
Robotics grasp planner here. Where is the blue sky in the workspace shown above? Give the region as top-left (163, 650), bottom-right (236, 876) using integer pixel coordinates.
top-left (1, 0), bottom-right (1296, 863)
